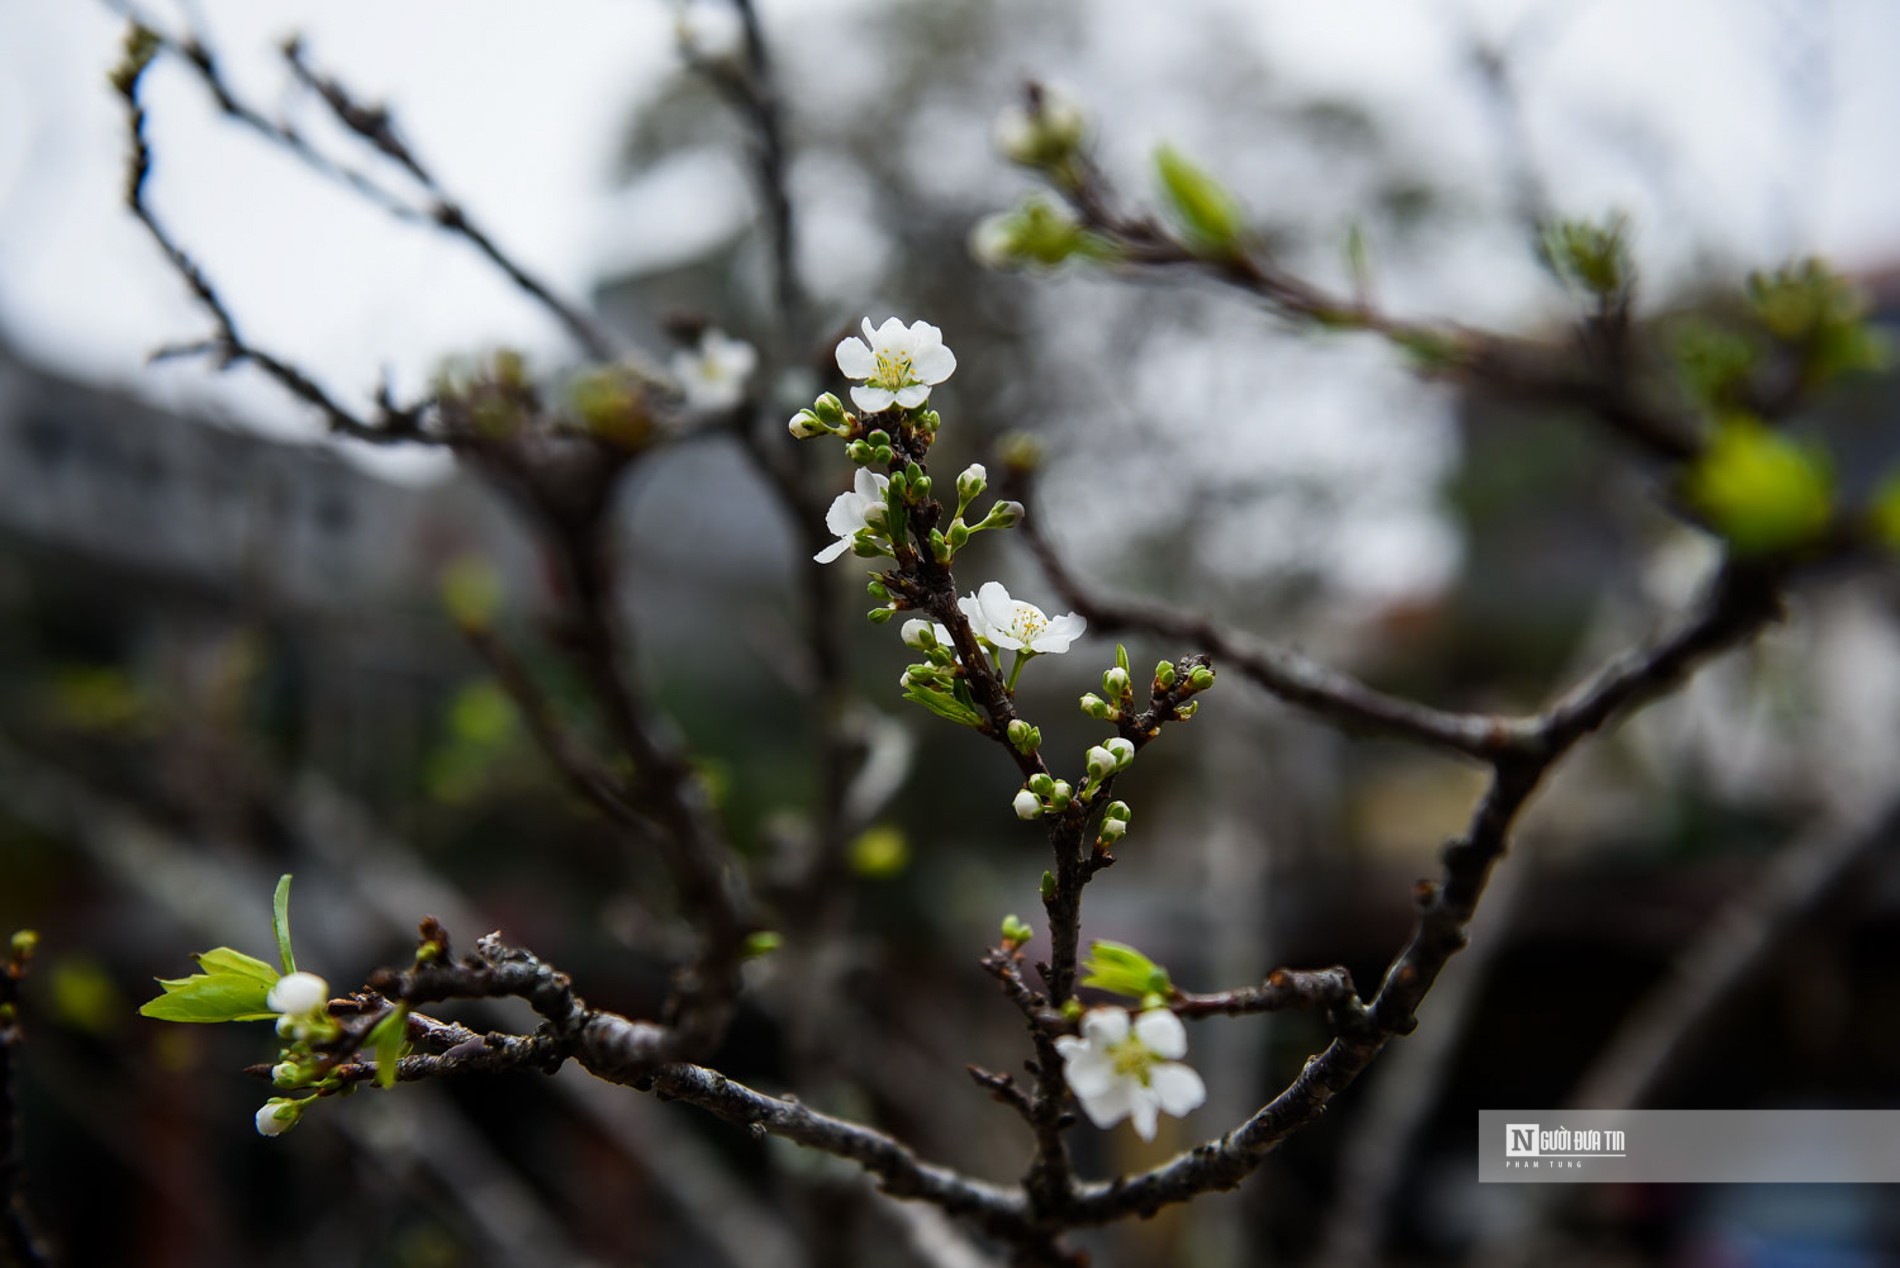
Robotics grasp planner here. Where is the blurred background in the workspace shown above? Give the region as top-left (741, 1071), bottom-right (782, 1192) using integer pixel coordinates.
top-left (3, 1), bottom-right (1900, 1265)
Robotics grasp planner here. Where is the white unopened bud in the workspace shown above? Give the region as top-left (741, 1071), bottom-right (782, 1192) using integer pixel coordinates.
top-left (255, 1098), bottom-right (301, 1138)
top-left (1103, 666), bottom-right (1131, 698)
top-left (957, 463), bottom-right (988, 503)
top-left (901, 619), bottom-right (938, 650)
top-left (1013, 788), bottom-right (1044, 821)
top-left (1098, 817), bottom-right (1128, 844)
top-left (266, 972), bottom-right (329, 1018)
top-left (1085, 746), bottom-right (1116, 780)
top-left (1104, 737), bottom-right (1135, 769)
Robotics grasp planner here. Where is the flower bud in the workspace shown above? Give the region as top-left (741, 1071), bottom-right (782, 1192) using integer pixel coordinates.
top-left (1085, 745), bottom-right (1116, 780)
top-left (271, 1062), bottom-right (300, 1088)
top-left (1049, 780), bottom-right (1073, 810)
top-left (267, 972), bottom-right (330, 1019)
top-left (788, 409), bottom-right (827, 440)
top-left (1174, 700), bottom-right (1199, 720)
top-left (846, 440), bottom-right (872, 463)
top-left (1007, 719), bottom-right (1041, 754)
top-left (1040, 870), bottom-right (1058, 901)
top-left (983, 500), bottom-right (1025, 529)
top-left (901, 619), bottom-right (938, 650)
top-left (1029, 773), bottom-right (1056, 798)
top-left (255, 1098), bottom-right (303, 1137)
top-left (1189, 666), bottom-right (1216, 692)
top-left (1104, 737), bottom-right (1135, 769)
top-left (1103, 666), bottom-right (1131, 698)
top-left (1079, 693), bottom-right (1112, 720)
top-left (872, 444), bottom-right (895, 467)
top-left (813, 393), bottom-right (847, 426)
top-left (867, 605), bottom-right (897, 624)
top-left (948, 521), bottom-right (971, 549)
top-left (957, 463), bottom-right (988, 505)
top-left (1000, 914), bottom-right (1034, 946)
top-left (1154, 660), bottom-right (1177, 689)
top-left (1013, 788), bottom-right (1044, 821)
top-left (1104, 800), bottom-right (1132, 823)
top-left (1098, 817), bottom-right (1127, 845)
top-left (868, 579), bottom-right (891, 601)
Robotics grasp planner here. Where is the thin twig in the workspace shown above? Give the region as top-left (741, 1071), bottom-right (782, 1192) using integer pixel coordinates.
top-left (2, 932), bottom-right (52, 1268)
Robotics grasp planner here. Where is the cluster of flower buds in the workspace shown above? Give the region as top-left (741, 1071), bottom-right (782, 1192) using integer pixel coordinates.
top-left (1081, 737), bottom-right (1135, 794)
top-left (1012, 771), bottom-right (1075, 820)
top-left (1096, 799), bottom-right (1133, 849)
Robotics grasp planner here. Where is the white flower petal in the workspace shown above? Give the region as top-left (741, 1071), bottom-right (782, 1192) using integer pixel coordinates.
top-left (1128, 1087), bottom-right (1161, 1141)
top-left (1150, 1062), bottom-right (1207, 1116)
top-left (874, 316), bottom-right (909, 345)
top-left (976, 581), bottom-right (1018, 633)
top-left (912, 343), bottom-right (958, 384)
top-left (825, 492), bottom-right (863, 538)
top-left (957, 595), bottom-right (984, 632)
top-left (854, 467), bottom-right (888, 501)
top-left (1134, 1009), bottom-right (1188, 1059)
top-left (835, 336), bottom-right (875, 379)
top-left (1077, 1079), bottom-right (1135, 1130)
top-left (893, 384), bottom-right (932, 409)
top-left (1061, 1050), bottom-right (1118, 1100)
top-left (813, 538), bottom-right (852, 564)
top-left (906, 320), bottom-right (944, 347)
top-left (851, 385), bottom-right (896, 413)
top-left (1080, 1006), bottom-right (1131, 1046)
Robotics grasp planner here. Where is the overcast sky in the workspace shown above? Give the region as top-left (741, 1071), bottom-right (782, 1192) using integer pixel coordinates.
top-left (0, 0), bottom-right (1895, 486)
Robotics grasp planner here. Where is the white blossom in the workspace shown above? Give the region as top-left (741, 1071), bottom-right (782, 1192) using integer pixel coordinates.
top-left (1056, 1007), bottom-right (1205, 1141)
top-left (266, 971), bottom-right (329, 1018)
top-left (834, 317), bottom-right (957, 414)
top-left (1012, 788), bottom-right (1044, 820)
top-left (815, 467), bottom-right (890, 564)
top-left (671, 328), bottom-right (757, 411)
top-left (958, 581), bottom-right (1085, 654)
top-left (901, 619), bottom-right (951, 651)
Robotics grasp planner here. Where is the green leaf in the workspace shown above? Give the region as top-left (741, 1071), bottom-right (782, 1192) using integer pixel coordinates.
top-left (1115, 643), bottom-right (1130, 676)
top-left (273, 874), bottom-right (297, 977)
top-left (1080, 939), bottom-right (1173, 1000)
top-left (139, 959), bottom-right (279, 1024)
top-left (367, 1004), bottom-right (410, 1090)
top-left (1154, 144), bottom-right (1244, 257)
top-left (197, 946), bottom-right (281, 986)
top-left (902, 685), bottom-right (985, 728)
top-left (1685, 418), bottom-right (1833, 555)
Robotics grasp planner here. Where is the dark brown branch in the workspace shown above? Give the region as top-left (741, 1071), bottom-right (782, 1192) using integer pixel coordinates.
top-left (1172, 966), bottom-right (1365, 1023)
top-left (112, 34), bottom-right (426, 447)
top-left (1059, 557), bottom-right (1792, 1225)
top-left (1049, 143), bottom-right (1701, 463)
top-left (369, 932), bottom-right (1036, 1243)
top-left (277, 40), bottom-right (618, 361)
top-left (1, 933), bottom-right (51, 1268)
